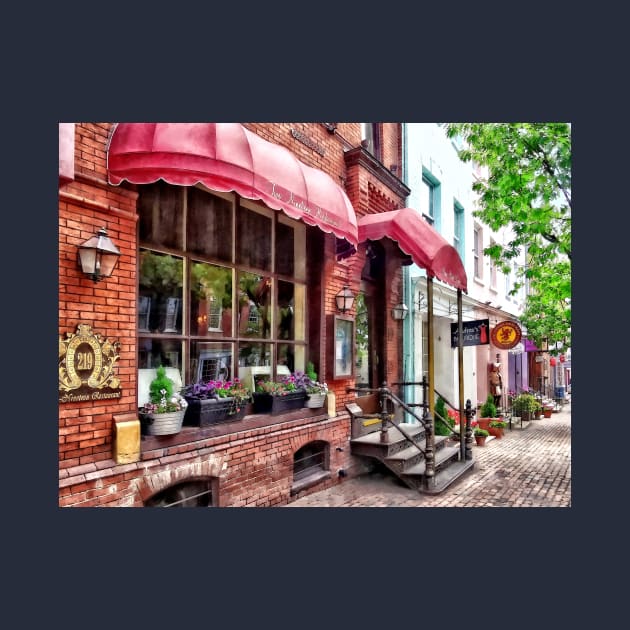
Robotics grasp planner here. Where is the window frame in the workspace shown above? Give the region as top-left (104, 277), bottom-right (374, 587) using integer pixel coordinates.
top-left (421, 170), bottom-right (441, 229)
top-left (473, 225), bottom-right (482, 280)
top-left (137, 183), bottom-right (309, 390)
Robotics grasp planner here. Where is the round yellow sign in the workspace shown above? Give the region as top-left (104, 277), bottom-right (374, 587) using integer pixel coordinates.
top-left (491, 320), bottom-right (522, 350)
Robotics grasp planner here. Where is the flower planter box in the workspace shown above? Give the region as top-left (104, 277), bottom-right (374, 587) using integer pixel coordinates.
top-left (253, 391), bottom-right (306, 415)
top-left (183, 397), bottom-right (246, 427)
top-left (141, 409), bottom-right (185, 436)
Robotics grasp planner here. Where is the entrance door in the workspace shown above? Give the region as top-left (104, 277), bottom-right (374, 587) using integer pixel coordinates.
top-left (355, 243), bottom-right (385, 390)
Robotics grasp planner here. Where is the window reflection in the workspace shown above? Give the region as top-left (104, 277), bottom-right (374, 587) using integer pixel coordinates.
top-left (139, 251), bottom-right (183, 334)
top-left (238, 272), bottom-right (271, 338)
top-left (237, 205), bottom-right (271, 271)
top-left (190, 262), bottom-right (233, 337)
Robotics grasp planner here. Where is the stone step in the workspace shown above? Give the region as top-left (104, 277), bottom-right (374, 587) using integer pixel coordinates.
top-left (401, 458), bottom-right (476, 494)
top-left (399, 444), bottom-right (461, 477)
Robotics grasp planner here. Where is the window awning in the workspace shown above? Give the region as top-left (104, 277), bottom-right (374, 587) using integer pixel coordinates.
top-left (107, 123), bottom-right (358, 252)
top-left (357, 208), bottom-right (467, 292)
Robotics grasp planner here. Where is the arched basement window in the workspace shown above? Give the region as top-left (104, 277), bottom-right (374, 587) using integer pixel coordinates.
top-left (144, 479), bottom-right (215, 507)
top-left (291, 440), bottom-right (331, 496)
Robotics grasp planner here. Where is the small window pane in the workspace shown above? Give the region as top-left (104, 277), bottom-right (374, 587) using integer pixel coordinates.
top-left (139, 251), bottom-right (183, 334)
top-left (277, 280), bottom-right (295, 340)
top-left (145, 481), bottom-right (213, 507)
top-left (190, 341), bottom-right (233, 383)
top-left (237, 343), bottom-right (273, 390)
top-left (190, 262), bottom-right (233, 337)
top-left (275, 221), bottom-right (294, 276)
top-left (238, 272), bottom-right (271, 338)
top-left (237, 205), bottom-right (271, 271)
top-left (138, 181), bottom-right (184, 250)
top-left (138, 338), bottom-right (182, 371)
top-left (187, 188), bottom-right (233, 262)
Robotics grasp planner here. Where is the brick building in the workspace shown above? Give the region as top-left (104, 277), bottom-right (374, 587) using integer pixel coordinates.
top-left (58, 122), bottom-right (417, 507)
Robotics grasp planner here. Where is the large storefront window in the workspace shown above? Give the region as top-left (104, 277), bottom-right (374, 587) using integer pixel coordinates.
top-left (138, 183), bottom-right (307, 389)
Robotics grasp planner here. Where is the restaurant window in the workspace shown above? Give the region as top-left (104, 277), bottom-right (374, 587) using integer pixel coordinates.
top-left (138, 183), bottom-right (307, 389)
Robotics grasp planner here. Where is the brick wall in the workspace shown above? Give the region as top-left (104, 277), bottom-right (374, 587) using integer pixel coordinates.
top-left (58, 121), bottom-right (404, 507)
top-left (59, 415), bottom-right (360, 507)
top-left (59, 123), bottom-right (139, 471)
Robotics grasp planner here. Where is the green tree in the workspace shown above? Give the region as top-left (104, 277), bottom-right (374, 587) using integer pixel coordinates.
top-left (445, 123), bottom-right (571, 348)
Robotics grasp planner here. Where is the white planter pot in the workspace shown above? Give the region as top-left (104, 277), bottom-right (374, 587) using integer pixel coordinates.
top-left (305, 392), bottom-right (327, 408)
top-left (145, 410), bottom-right (185, 436)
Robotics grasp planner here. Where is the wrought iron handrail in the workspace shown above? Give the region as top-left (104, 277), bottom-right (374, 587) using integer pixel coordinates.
top-left (347, 381), bottom-right (436, 483)
top-left (393, 379), bottom-right (475, 462)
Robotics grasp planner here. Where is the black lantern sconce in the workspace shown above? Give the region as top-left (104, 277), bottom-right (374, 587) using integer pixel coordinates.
top-left (335, 285), bottom-right (355, 313)
top-left (77, 227), bottom-right (121, 282)
top-left (391, 303), bottom-right (409, 320)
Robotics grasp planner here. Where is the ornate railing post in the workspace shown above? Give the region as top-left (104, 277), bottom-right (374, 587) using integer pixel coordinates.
top-left (379, 381), bottom-right (390, 443)
top-left (421, 375), bottom-right (435, 486)
top-left (464, 399), bottom-right (474, 460)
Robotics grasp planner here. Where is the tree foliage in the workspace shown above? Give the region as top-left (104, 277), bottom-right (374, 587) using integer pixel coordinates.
top-left (445, 123), bottom-right (571, 349)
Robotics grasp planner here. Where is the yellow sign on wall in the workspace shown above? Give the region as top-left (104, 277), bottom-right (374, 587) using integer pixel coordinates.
top-left (59, 323), bottom-right (122, 403)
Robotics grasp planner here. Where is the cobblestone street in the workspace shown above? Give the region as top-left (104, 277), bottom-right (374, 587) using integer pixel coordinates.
top-left (286, 400), bottom-right (571, 507)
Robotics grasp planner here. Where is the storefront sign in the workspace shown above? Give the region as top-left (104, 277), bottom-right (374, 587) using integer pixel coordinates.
top-left (59, 323), bottom-right (122, 403)
top-left (269, 181), bottom-right (340, 228)
top-left (290, 128), bottom-right (326, 156)
top-left (450, 318), bottom-right (490, 348)
top-left (491, 320), bottom-right (522, 350)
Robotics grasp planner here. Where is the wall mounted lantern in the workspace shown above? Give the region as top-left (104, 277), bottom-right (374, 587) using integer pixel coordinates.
top-left (77, 227), bottom-right (121, 282)
top-left (391, 303), bottom-right (409, 320)
top-left (335, 285), bottom-right (355, 313)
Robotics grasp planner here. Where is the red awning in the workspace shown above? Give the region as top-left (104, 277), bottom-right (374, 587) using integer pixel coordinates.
top-left (107, 123), bottom-right (358, 251)
top-left (357, 208), bottom-right (467, 291)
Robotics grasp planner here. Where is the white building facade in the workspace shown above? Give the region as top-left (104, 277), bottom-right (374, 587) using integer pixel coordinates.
top-left (401, 123), bottom-right (528, 414)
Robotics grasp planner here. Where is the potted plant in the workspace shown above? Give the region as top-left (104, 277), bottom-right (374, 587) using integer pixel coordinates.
top-left (512, 392), bottom-right (539, 422)
top-left (434, 396), bottom-right (454, 436)
top-left (252, 373), bottom-right (308, 415)
top-left (140, 365), bottom-right (188, 436)
top-left (301, 362), bottom-right (328, 409)
top-left (488, 418), bottom-right (507, 439)
top-left (542, 399), bottom-right (555, 418)
top-left (477, 394), bottom-right (498, 431)
top-left (474, 426), bottom-right (489, 446)
top-left (182, 378), bottom-right (251, 427)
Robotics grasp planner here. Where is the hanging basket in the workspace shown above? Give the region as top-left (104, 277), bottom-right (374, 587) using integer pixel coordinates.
top-left (142, 409), bottom-right (185, 436)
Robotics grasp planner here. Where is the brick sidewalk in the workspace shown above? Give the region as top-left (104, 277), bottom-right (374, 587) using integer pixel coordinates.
top-left (286, 400), bottom-right (571, 507)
